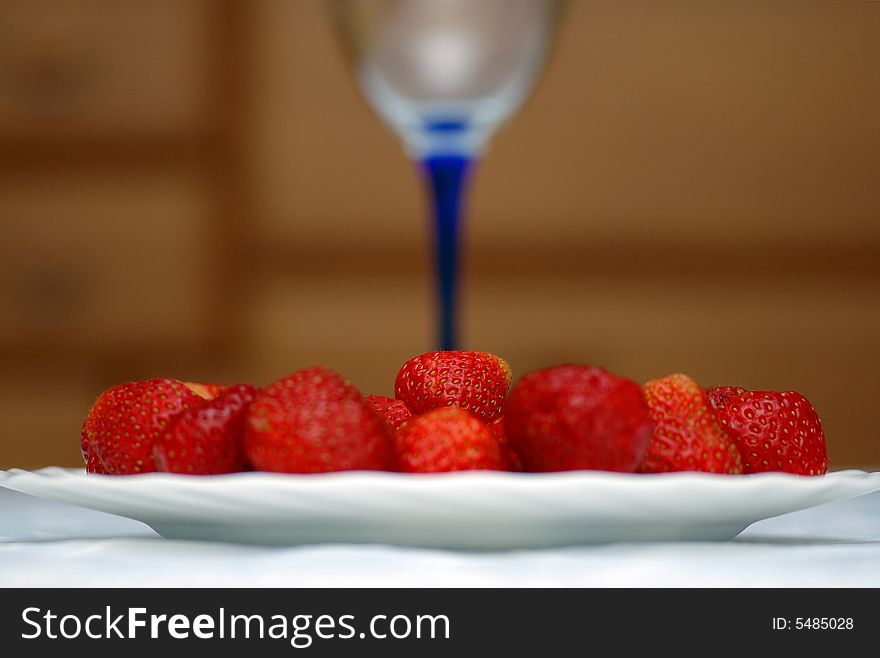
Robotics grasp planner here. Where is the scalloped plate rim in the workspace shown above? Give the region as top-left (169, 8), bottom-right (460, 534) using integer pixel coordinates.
top-left (2, 467), bottom-right (879, 548)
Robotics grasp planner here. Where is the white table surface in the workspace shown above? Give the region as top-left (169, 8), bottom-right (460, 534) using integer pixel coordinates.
top-left (2, 486), bottom-right (879, 587)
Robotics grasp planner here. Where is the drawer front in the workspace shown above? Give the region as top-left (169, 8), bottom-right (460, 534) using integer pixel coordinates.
top-left (237, 270), bottom-right (880, 468)
top-left (249, 0), bottom-right (880, 251)
top-left (0, 171), bottom-right (213, 350)
top-left (0, 366), bottom-right (95, 469)
top-left (0, 0), bottom-right (213, 137)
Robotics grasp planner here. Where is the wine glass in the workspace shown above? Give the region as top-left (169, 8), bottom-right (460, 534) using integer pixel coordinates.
top-left (331, 0), bottom-right (565, 350)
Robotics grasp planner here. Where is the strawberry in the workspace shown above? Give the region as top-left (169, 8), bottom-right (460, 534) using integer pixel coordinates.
top-left (394, 407), bottom-right (508, 473)
top-left (244, 368), bottom-right (393, 473)
top-left (394, 350), bottom-right (512, 422)
top-left (705, 386), bottom-right (746, 411)
top-left (364, 395), bottom-right (413, 432)
top-left (267, 366), bottom-right (360, 402)
top-left (84, 451), bottom-right (108, 475)
top-left (504, 365), bottom-right (653, 472)
top-left (489, 417), bottom-right (524, 472)
top-left (183, 381), bottom-right (225, 400)
top-left (641, 374), bottom-right (742, 474)
top-left (707, 387), bottom-right (828, 475)
top-left (80, 378), bottom-right (202, 475)
top-left (154, 383), bottom-right (258, 475)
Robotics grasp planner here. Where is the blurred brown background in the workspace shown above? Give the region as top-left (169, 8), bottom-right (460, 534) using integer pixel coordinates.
top-left (1, 0), bottom-right (879, 469)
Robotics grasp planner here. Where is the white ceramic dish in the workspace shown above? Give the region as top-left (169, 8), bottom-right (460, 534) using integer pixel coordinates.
top-left (2, 467), bottom-right (878, 549)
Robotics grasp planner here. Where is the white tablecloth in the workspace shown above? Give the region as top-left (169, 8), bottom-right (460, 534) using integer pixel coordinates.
top-left (1, 487), bottom-right (879, 587)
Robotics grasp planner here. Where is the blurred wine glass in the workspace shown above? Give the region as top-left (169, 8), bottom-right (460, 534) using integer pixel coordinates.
top-left (332, 0), bottom-right (564, 349)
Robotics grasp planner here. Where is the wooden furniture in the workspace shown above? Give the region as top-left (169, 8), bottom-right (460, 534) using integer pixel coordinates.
top-left (1, 0), bottom-right (878, 469)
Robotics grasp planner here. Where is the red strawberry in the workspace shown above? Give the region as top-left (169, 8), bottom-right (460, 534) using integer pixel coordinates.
top-left (244, 368), bottom-right (393, 473)
top-left (394, 350), bottom-right (512, 421)
top-left (394, 407), bottom-right (508, 473)
top-left (267, 366), bottom-right (360, 402)
top-left (641, 374), bottom-right (743, 474)
top-left (81, 379), bottom-right (202, 475)
top-left (84, 451), bottom-right (108, 475)
top-left (705, 386), bottom-right (746, 411)
top-left (183, 381), bottom-right (225, 400)
top-left (505, 365), bottom-right (653, 472)
top-left (707, 388), bottom-right (828, 475)
top-left (365, 395), bottom-right (413, 432)
top-left (489, 417), bottom-right (524, 472)
top-left (154, 383), bottom-right (259, 475)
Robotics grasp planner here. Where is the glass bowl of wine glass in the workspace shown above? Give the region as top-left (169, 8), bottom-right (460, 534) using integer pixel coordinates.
top-left (331, 0), bottom-right (565, 349)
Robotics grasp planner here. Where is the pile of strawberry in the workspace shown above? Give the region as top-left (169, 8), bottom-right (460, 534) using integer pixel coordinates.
top-left (80, 351), bottom-right (828, 476)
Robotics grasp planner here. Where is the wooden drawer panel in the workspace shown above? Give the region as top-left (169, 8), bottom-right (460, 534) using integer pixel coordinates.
top-left (238, 270), bottom-right (880, 468)
top-left (0, 366), bottom-right (95, 469)
top-left (0, 171), bottom-right (213, 350)
top-left (238, 273), bottom-right (431, 397)
top-left (0, 0), bottom-right (213, 138)
top-left (249, 0), bottom-right (880, 250)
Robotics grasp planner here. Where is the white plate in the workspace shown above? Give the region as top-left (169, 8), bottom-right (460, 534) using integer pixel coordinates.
top-left (2, 467), bottom-right (879, 549)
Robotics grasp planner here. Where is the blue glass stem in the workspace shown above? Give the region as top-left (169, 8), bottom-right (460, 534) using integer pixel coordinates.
top-left (421, 155), bottom-right (473, 351)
